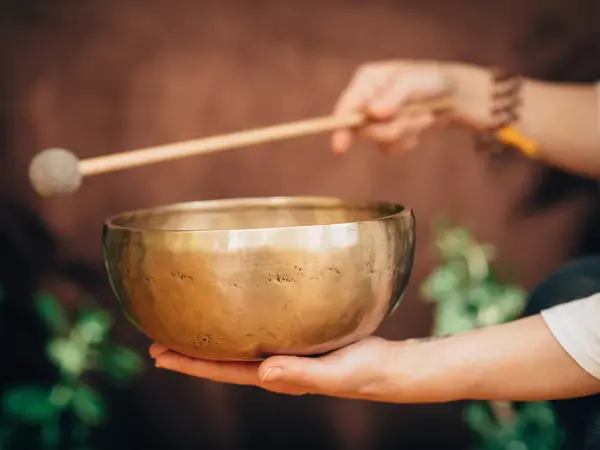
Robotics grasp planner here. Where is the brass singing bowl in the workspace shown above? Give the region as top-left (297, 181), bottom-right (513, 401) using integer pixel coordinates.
top-left (103, 196), bottom-right (415, 361)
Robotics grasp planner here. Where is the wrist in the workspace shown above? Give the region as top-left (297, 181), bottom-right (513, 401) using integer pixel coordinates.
top-left (444, 62), bottom-right (494, 130)
top-left (365, 338), bottom-right (469, 403)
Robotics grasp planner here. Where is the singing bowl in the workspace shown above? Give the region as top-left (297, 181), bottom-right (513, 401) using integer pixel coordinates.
top-left (103, 196), bottom-right (415, 361)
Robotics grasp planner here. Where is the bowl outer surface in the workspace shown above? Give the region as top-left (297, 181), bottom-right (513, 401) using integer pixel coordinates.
top-left (103, 197), bottom-right (415, 361)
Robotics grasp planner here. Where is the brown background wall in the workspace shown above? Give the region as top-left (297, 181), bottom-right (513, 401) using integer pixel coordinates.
top-left (1, 0), bottom-right (595, 449)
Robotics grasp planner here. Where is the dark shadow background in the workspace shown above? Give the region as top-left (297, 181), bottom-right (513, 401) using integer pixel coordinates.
top-left (1, 0), bottom-right (599, 449)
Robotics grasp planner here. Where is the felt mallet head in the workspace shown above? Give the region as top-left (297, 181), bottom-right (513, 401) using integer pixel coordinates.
top-left (29, 148), bottom-right (82, 197)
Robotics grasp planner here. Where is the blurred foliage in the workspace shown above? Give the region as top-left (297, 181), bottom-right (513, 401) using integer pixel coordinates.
top-left (0, 291), bottom-right (144, 450)
top-left (464, 402), bottom-right (565, 450)
top-left (421, 219), bottom-right (565, 450)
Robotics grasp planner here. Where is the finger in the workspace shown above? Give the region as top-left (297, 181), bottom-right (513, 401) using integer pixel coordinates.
top-left (155, 351), bottom-right (261, 386)
top-left (331, 68), bottom-right (391, 155)
top-left (333, 69), bottom-right (405, 154)
top-left (331, 82), bottom-right (372, 155)
top-left (396, 114), bottom-right (435, 152)
top-left (361, 112), bottom-right (434, 147)
top-left (401, 134), bottom-right (420, 151)
top-left (378, 133), bottom-right (420, 155)
top-left (331, 130), bottom-right (353, 155)
top-left (149, 342), bottom-right (169, 359)
top-left (261, 382), bottom-right (309, 396)
top-left (368, 70), bottom-right (449, 119)
top-left (257, 356), bottom-right (350, 394)
top-left (361, 118), bottom-right (410, 145)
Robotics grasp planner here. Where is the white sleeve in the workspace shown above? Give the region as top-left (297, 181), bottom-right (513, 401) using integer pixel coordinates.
top-left (541, 293), bottom-right (600, 380)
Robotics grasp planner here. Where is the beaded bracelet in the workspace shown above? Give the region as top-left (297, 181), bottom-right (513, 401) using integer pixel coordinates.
top-left (475, 68), bottom-right (538, 158)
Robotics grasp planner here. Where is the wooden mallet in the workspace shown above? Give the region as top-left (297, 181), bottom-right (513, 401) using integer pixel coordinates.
top-left (28, 98), bottom-right (452, 197)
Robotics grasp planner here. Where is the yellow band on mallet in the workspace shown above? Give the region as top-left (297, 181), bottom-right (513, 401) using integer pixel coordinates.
top-left (496, 126), bottom-right (538, 158)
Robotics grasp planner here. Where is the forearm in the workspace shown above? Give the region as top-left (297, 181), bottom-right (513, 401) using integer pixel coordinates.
top-left (519, 80), bottom-right (600, 176)
top-left (382, 315), bottom-right (600, 403)
top-left (449, 63), bottom-right (600, 177)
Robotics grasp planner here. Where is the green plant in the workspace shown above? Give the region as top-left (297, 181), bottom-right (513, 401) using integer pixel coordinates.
top-left (0, 291), bottom-right (144, 450)
top-left (421, 219), bottom-right (565, 450)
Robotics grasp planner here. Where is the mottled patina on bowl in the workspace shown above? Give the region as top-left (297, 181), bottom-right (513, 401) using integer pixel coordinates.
top-left (103, 196), bottom-right (415, 361)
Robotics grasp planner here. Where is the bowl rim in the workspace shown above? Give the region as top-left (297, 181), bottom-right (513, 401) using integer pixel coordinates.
top-left (103, 196), bottom-right (413, 234)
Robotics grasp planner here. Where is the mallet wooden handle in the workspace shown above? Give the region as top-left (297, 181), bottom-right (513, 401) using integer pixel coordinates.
top-left (79, 97), bottom-right (453, 177)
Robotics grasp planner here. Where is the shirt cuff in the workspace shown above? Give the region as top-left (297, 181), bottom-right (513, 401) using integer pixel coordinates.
top-left (541, 293), bottom-right (600, 381)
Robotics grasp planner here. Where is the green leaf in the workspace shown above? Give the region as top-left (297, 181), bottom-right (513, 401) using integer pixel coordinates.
top-left (72, 385), bottom-right (106, 426)
top-left (434, 301), bottom-right (477, 335)
top-left (514, 402), bottom-right (565, 450)
top-left (2, 386), bottom-right (58, 424)
top-left (34, 292), bottom-right (70, 335)
top-left (47, 338), bottom-right (88, 376)
top-left (421, 263), bottom-right (468, 302)
top-left (496, 286), bottom-right (527, 316)
top-left (49, 384), bottom-right (74, 409)
top-left (518, 402), bottom-right (558, 428)
top-left (75, 310), bottom-right (111, 345)
top-left (464, 281), bottom-right (498, 309)
top-left (101, 345), bottom-right (144, 381)
top-left (475, 285), bottom-right (527, 327)
top-left (436, 231), bottom-right (472, 260)
top-left (464, 403), bottom-right (498, 440)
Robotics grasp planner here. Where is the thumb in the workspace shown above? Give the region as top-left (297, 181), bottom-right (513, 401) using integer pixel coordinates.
top-left (258, 356), bottom-right (347, 393)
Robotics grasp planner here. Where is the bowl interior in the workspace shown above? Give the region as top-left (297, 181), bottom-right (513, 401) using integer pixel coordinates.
top-left (107, 197), bottom-right (407, 232)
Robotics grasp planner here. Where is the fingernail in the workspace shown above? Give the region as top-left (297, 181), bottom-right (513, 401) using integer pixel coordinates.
top-left (155, 362), bottom-right (162, 368)
top-left (261, 367), bottom-right (282, 383)
top-left (149, 343), bottom-right (169, 359)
